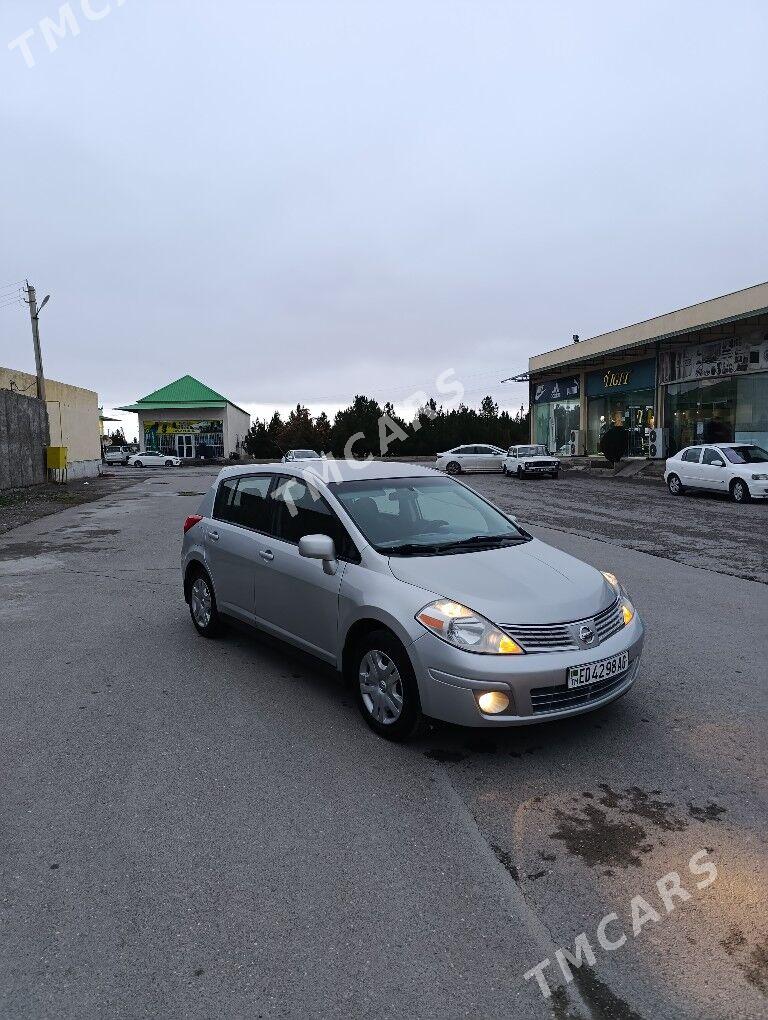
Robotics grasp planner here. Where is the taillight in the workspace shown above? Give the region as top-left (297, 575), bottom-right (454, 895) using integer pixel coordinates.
top-left (183, 514), bottom-right (203, 534)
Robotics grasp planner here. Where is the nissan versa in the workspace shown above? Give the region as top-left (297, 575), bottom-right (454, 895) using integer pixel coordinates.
top-left (181, 462), bottom-right (644, 740)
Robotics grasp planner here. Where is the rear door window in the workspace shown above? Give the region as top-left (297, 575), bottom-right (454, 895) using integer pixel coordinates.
top-left (213, 474), bottom-right (274, 533)
top-left (682, 448), bottom-right (702, 463)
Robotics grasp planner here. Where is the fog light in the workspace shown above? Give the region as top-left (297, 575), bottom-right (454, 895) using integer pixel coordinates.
top-left (476, 691), bottom-right (511, 715)
top-left (621, 602), bottom-right (634, 626)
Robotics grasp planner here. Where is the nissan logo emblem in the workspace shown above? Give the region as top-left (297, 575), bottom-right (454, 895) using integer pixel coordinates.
top-left (578, 625), bottom-right (596, 645)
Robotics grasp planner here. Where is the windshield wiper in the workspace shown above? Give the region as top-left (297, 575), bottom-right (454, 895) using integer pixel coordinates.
top-left (382, 541), bottom-right (444, 556)
top-left (434, 533), bottom-right (526, 552)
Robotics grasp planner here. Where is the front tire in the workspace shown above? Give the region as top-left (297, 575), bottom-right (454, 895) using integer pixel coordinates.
top-left (446, 461), bottom-right (461, 475)
top-left (516, 466), bottom-right (524, 479)
top-left (667, 473), bottom-right (684, 495)
top-left (353, 629), bottom-right (422, 741)
top-left (731, 479), bottom-right (751, 503)
top-left (188, 569), bottom-right (223, 637)
top-left (133, 460), bottom-right (143, 468)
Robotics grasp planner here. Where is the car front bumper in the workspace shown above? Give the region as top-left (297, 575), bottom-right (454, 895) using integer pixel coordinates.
top-left (410, 615), bottom-right (644, 727)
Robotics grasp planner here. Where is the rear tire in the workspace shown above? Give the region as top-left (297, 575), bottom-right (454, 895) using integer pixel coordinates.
top-left (353, 629), bottom-right (422, 741)
top-left (730, 478), bottom-right (751, 503)
top-left (667, 473), bottom-right (684, 496)
top-left (516, 466), bottom-right (524, 479)
top-left (446, 461), bottom-right (461, 475)
top-left (134, 460), bottom-right (143, 468)
top-left (188, 568), bottom-right (223, 638)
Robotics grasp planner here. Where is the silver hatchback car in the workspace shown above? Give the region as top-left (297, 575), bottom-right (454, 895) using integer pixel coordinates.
top-left (181, 461), bottom-right (643, 740)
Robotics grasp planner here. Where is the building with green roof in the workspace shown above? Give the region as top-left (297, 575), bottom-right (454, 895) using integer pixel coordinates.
top-left (117, 375), bottom-right (250, 460)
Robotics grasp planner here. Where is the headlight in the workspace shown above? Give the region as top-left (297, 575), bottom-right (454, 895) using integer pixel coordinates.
top-left (601, 570), bottom-right (622, 594)
top-left (751, 473), bottom-right (768, 480)
top-left (415, 600), bottom-right (524, 654)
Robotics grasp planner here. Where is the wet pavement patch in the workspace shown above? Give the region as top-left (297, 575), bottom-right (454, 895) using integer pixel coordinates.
top-left (687, 800), bottom-right (726, 821)
top-left (489, 843), bottom-right (519, 881)
top-left (720, 928), bottom-right (768, 995)
top-left (597, 784), bottom-right (687, 833)
top-left (463, 736), bottom-right (497, 754)
top-left (423, 748), bottom-right (467, 763)
top-left (550, 800), bottom-right (651, 868)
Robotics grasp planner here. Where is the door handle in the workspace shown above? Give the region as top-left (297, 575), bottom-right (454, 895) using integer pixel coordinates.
top-left (209, 530), bottom-right (219, 541)
top-left (259, 549), bottom-right (274, 561)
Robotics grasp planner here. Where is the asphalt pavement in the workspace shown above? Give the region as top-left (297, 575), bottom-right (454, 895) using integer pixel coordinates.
top-left (1, 465), bottom-right (766, 1019)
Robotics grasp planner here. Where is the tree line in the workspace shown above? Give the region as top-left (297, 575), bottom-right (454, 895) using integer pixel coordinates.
top-left (242, 395), bottom-right (530, 458)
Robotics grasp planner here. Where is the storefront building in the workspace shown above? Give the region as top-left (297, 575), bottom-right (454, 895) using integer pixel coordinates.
top-left (118, 375), bottom-right (250, 460)
top-left (526, 281), bottom-right (768, 458)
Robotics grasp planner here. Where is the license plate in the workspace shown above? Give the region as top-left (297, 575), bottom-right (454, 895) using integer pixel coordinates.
top-left (567, 651), bottom-right (629, 689)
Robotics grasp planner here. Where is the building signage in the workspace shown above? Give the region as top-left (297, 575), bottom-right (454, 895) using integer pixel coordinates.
top-left (143, 419), bottom-right (223, 436)
top-left (658, 333), bottom-right (768, 385)
top-left (586, 358), bottom-right (655, 398)
top-left (532, 375), bottom-right (580, 404)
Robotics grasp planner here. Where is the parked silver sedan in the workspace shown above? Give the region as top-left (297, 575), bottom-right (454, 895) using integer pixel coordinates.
top-left (181, 461), bottom-right (643, 740)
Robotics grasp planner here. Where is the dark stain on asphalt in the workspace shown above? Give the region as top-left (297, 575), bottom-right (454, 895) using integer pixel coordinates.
top-left (688, 800), bottom-right (726, 821)
top-left (193, 968), bottom-right (205, 977)
top-left (550, 800), bottom-right (649, 868)
top-left (721, 928), bottom-right (768, 995)
top-left (49, 863), bottom-right (59, 870)
top-left (573, 966), bottom-right (646, 1020)
top-left (463, 737), bottom-right (497, 754)
top-left (423, 748), bottom-right (467, 763)
top-left (177, 491), bottom-right (206, 496)
top-left (540, 851), bottom-right (557, 862)
top-left (489, 844), bottom-right (519, 882)
top-left (744, 938), bottom-right (768, 996)
top-left (598, 784), bottom-right (688, 833)
top-left (526, 869), bottom-right (546, 881)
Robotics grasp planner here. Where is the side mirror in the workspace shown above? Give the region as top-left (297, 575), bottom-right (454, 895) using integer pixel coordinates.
top-left (299, 534), bottom-right (338, 575)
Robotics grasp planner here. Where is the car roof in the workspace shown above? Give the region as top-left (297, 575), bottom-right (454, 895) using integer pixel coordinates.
top-left (217, 459), bottom-right (440, 484)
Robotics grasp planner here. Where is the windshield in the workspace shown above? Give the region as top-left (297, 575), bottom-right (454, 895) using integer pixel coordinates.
top-left (516, 445), bottom-right (548, 457)
top-left (329, 475), bottom-right (528, 555)
top-left (292, 450), bottom-right (320, 458)
top-left (722, 445), bottom-right (768, 464)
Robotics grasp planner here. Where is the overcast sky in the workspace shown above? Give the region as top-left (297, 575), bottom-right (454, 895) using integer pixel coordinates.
top-left (1, 1), bottom-right (766, 437)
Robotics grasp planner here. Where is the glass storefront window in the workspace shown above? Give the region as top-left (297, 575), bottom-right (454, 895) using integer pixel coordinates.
top-left (533, 399), bottom-right (580, 452)
top-left (587, 390), bottom-right (654, 455)
top-left (665, 377), bottom-right (736, 453)
top-left (534, 403), bottom-right (549, 447)
top-left (736, 373), bottom-right (768, 449)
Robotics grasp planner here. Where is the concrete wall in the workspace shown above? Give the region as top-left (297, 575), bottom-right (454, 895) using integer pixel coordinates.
top-left (0, 389), bottom-right (50, 489)
top-left (0, 366), bottom-right (101, 479)
top-left (225, 403), bottom-right (251, 455)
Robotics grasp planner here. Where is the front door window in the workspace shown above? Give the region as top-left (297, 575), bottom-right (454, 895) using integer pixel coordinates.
top-left (177, 435), bottom-right (194, 458)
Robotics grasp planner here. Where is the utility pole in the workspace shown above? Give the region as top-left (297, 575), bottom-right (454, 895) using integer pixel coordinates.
top-left (24, 280), bottom-right (48, 402)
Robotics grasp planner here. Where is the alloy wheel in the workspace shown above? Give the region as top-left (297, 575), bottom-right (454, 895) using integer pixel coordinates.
top-left (190, 577), bottom-right (212, 628)
top-left (358, 649), bottom-right (404, 725)
top-left (668, 474), bottom-right (681, 494)
top-left (732, 480), bottom-right (748, 503)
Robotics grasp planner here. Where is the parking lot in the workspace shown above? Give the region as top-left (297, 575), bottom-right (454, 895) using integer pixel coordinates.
top-left (1, 465), bottom-right (766, 1019)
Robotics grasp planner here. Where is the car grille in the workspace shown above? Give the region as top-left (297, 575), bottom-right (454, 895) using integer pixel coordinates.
top-left (525, 461), bottom-right (557, 469)
top-left (529, 668), bottom-right (632, 715)
top-left (502, 598), bottom-right (624, 653)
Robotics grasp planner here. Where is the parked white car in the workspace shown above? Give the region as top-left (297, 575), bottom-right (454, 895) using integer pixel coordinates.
top-left (104, 445), bottom-right (133, 465)
top-left (128, 450), bottom-right (182, 468)
top-left (665, 443), bottom-right (768, 503)
top-left (435, 445), bottom-right (506, 474)
top-left (503, 445), bottom-right (561, 479)
top-left (282, 449), bottom-right (321, 462)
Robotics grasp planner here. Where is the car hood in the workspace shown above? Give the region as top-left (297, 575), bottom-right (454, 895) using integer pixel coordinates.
top-left (387, 538), bottom-right (614, 625)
